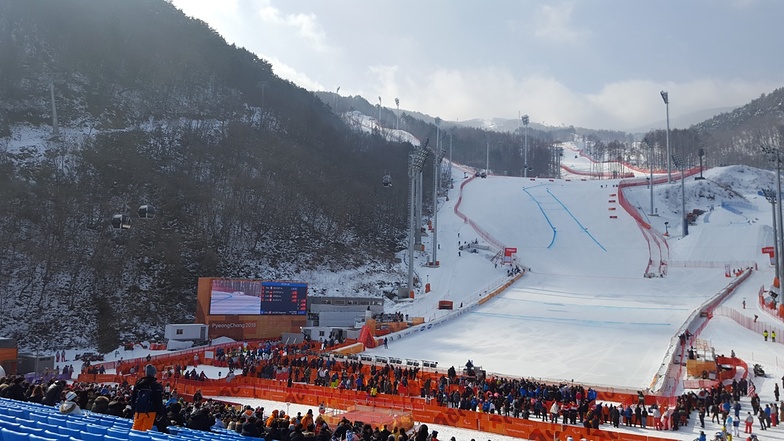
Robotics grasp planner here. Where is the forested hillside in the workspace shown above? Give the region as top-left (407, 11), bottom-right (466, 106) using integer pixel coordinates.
top-left (0, 0), bottom-right (412, 352)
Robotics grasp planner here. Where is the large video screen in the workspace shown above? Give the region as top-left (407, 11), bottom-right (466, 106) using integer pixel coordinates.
top-left (209, 279), bottom-right (261, 315)
top-left (261, 281), bottom-right (308, 315)
top-left (208, 279), bottom-right (307, 315)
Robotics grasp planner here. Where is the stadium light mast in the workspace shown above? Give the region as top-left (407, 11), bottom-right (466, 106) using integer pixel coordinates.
top-left (408, 145), bottom-right (430, 297)
top-left (378, 96), bottom-right (382, 130)
top-left (416, 164), bottom-right (424, 246)
top-left (763, 145), bottom-right (784, 289)
top-left (522, 114), bottom-right (530, 177)
top-left (763, 189), bottom-right (781, 290)
top-left (395, 97), bottom-right (400, 141)
top-left (486, 139), bottom-right (490, 174)
top-left (660, 91), bottom-right (672, 183)
top-left (432, 118), bottom-right (442, 267)
top-left (449, 130), bottom-right (454, 185)
top-left (647, 141), bottom-right (655, 216)
top-left (671, 153), bottom-right (688, 237)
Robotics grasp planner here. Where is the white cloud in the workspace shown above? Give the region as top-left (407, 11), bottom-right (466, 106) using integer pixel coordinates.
top-left (587, 78), bottom-right (780, 130)
top-left (263, 55), bottom-right (324, 92)
top-left (368, 64), bottom-right (400, 107)
top-left (364, 63), bottom-right (779, 131)
top-left (533, 2), bottom-right (589, 44)
top-left (170, 0), bottom-right (784, 131)
top-left (257, 5), bottom-right (332, 54)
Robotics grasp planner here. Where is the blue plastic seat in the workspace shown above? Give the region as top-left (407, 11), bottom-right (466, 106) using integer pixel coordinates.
top-left (42, 431), bottom-right (70, 441)
top-left (127, 430), bottom-right (152, 441)
top-left (45, 417), bottom-right (66, 428)
top-left (65, 422), bottom-right (86, 433)
top-left (90, 420), bottom-right (113, 429)
top-left (57, 428), bottom-right (81, 439)
top-left (2, 428), bottom-right (31, 441)
top-left (27, 414), bottom-right (50, 424)
top-left (6, 409), bottom-right (28, 420)
top-left (105, 428), bottom-right (129, 438)
top-left (107, 427), bottom-right (130, 435)
top-left (29, 434), bottom-right (58, 441)
top-left (0, 421), bottom-right (22, 432)
top-left (83, 427), bottom-right (107, 436)
top-left (13, 419), bottom-right (35, 428)
top-left (104, 435), bottom-right (127, 441)
top-left (34, 423), bottom-right (59, 433)
top-left (18, 427), bottom-right (45, 437)
top-left (79, 431), bottom-right (103, 441)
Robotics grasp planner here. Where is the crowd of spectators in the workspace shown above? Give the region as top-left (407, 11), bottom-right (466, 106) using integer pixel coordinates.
top-left (0, 373), bottom-right (434, 441)
top-left (4, 340), bottom-right (780, 441)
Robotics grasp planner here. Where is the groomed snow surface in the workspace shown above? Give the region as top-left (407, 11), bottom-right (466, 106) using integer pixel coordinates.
top-left (57, 142), bottom-right (784, 441)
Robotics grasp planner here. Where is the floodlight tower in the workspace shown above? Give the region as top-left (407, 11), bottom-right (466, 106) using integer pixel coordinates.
top-left (378, 96), bottom-right (382, 130)
top-left (407, 145), bottom-right (430, 297)
top-left (395, 97), bottom-right (400, 141)
top-left (762, 189), bottom-right (781, 290)
top-left (763, 145), bottom-right (784, 284)
top-left (416, 165), bottom-right (423, 246)
top-left (432, 118), bottom-right (441, 266)
top-left (646, 141), bottom-right (655, 216)
top-left (449, 130), bottom-right (454, 185)
top-left (522, 114), bottom-right (530, 177)
top-left (671, 153), bottom-right (687, 237)
top-left (660, 91), bottom-right (672, 183)
top-left (696, 149), bottom-right (706, 180)
top-left (486, 139), bottom-right (490, 174)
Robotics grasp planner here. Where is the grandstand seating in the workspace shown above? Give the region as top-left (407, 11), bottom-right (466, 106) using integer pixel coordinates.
top-left (0, 397), bottom-right (254, 441)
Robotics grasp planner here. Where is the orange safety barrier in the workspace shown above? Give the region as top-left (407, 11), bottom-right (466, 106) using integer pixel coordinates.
top-left (131, 369), bottom-right (683, 441)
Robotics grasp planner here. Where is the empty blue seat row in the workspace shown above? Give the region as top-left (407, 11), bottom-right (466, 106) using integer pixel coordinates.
top-left (0, 398), bottom-right (248, 441)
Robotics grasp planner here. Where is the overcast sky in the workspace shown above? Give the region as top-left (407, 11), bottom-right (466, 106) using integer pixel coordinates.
top-left (170, 0), bottom-right (784, 131)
